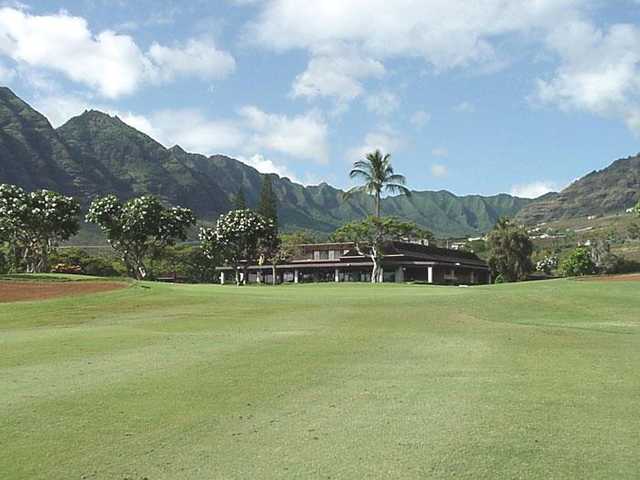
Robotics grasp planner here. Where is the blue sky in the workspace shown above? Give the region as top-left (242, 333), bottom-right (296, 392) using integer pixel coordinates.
top-left (1, 0), bottom-right (640, 197)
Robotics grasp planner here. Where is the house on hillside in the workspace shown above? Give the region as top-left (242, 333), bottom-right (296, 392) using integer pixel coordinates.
top-left (218, 241), bottom-right (491, 285)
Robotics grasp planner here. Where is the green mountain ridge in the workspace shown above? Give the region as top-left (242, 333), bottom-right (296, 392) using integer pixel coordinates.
top-left (5, 85), bottom-right (625, 238)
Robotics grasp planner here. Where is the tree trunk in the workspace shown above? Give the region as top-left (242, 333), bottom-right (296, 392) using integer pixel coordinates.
top-left (36, 241), bottom-right (50, 273)
top-left (23, 247), bottom-right (35, 273)
top-left (375, 192), bottom-right (381, 218)
top-left (272, 265), bottom-right (277, 285)
top-left (135, 264), bottom-right (147, 280)
top-left (371, 256), bottom-right (384, 283)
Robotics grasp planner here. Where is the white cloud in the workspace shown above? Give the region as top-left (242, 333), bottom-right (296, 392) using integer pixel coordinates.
top-left (453, 101), bottom-right (476, 113)
top-left (535, 20), bottom-right (640, 133)
top-left (510, 181), bottom-right (557, 198)
top-left (346, 126), bottom-right (403, 162)
top-left (148, 37), bottom-right (235, 82)
top-left (431, 147), bottom-right (448, 158)
top-left (238, 153), bottom-right (299, 181)
top-left (148, 109), bottom-right (246, 153)
top-left (430, 163), bottom-right (448, 177)
top-left (365, 90), bottom-right (400, 116)
top-left (248, 0), bottom-right (586, 71)
top-left (291, 45), bottom-right (385, 102)
top-left (239, 106), bottom-right (329, 164)
top-left (247, 0), bottom-right (590, 109)
top-left (0, 59), bottom-right (13, 81)
top-left (410, 110), bottom-right (430, 128)
top-left (0, 8), bottom-right (235, 98)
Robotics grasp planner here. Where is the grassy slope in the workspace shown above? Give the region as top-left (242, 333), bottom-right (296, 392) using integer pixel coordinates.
top-left (1, 280), bottom-right (638, 479)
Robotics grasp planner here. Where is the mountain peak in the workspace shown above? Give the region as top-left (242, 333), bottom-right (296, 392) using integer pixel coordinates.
top-left (61, 109), bottom-right (125, 129)
top-left (169, 145), bottom-right (187, 155)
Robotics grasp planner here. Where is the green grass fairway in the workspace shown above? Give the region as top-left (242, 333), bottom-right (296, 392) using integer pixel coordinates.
top-left (1, 279), bottom-right (639, 479)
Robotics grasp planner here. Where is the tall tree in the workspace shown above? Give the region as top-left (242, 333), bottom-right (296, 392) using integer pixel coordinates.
top-left (486, 218), bottom-right (534, 282)
top-left (87, 195), bottom-right (195, 280)
top-left (0, 184), bottom-right (81, 273)
top-left (346, 150), bottom-right (411, 217)
top-left (258, 175), bottom-right (278, 228)
top-left (233, 188), bottom-right (247, 210)
top-left (332, 216), bottom-right (432, 283)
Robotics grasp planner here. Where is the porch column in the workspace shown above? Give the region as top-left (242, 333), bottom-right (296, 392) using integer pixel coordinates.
top-left (257, 270), bottom-right (262, 284)
top-left (294, 269), bottom-right (299, 284)
top-left (427, 266), bottom-right (433, 284)
top-left (395, 267), bottom-right (404, 283)
top-left (470, 270), bottom-right (476, 284)
top-left (220, 271), bottom-right (225, 285)
top-left (334, 268), bottom-right (340, 282)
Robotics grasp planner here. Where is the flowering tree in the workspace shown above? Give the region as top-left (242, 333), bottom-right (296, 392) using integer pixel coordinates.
top-left (87, 195), bottom-right (195, 280)
top-left (332, 216), bottom-right (432, 283)
top-left (200, 209), bottom-right (274, 285)
top-left (0, 184), bottom-right (81, 272)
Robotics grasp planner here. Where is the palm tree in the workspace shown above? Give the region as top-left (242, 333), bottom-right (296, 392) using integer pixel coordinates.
top-left (346, 150), bottom-right (411, 217)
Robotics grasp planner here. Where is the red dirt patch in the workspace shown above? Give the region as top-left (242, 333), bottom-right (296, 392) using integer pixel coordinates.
top-left (0, 281), bottom-right (127, 303)
top-left (578, 274), bottom-right (640, 282)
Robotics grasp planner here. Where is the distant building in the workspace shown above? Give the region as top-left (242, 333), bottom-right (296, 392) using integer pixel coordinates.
top-left (219, 241), bottom-right (490, 285)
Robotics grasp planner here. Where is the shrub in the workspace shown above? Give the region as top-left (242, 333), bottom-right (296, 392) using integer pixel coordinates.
top-left (50, 248), bottom-right (124, 277)
top-left (560, 247), bottom-right (597, 277)
top-left (536, 254), bottom-right (559, 274)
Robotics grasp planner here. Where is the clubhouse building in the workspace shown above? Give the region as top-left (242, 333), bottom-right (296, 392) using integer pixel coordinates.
top-left (219, 241), bottom-right (491, 285)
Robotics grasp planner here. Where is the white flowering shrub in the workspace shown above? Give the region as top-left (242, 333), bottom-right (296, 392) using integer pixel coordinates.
top-left (200, 209), bottom-right (275, 285)
top-left (536, 255), bottom-right (559, 274)
top-left (87, 195), bottom-right (195, 280)
top-left (0, 184), bottom-right (80, 272)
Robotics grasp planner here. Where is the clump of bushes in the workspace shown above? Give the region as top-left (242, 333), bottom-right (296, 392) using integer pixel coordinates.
top-left (560, 246), bottom-right (597, 277)
top-left (148, 245), bottom-right (219, 283)
top-left (560, 243), bottom-right (640, 277)
top-left (49, 248), bottom-right (125, 277)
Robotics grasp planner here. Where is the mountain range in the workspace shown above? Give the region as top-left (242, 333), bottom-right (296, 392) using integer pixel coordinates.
top-left (0, 86), bottom-right (638, 238)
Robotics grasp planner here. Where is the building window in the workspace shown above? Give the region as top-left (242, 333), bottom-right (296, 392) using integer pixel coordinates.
top-left (319, 250), bottom-right (329, 260)
top-left (328, 250), bottom-right (336, 260)
top-left (314, 251), bottom-right (320, 261)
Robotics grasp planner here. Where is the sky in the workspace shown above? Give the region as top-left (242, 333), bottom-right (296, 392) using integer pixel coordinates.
top-left (1, 1), bottom-right (640, 198)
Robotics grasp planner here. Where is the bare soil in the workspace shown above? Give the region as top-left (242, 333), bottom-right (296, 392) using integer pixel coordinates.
top-left (0, 281), bottom-right (127, 303)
